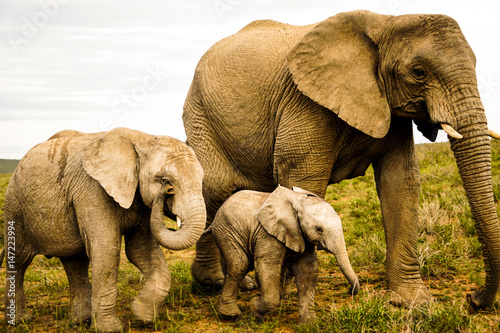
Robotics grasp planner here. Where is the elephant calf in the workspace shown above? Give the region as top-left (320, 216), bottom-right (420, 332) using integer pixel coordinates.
top-left (2, 127), bottom-right (206, 332)
top-left (209, 185), bottom-right (359, 323)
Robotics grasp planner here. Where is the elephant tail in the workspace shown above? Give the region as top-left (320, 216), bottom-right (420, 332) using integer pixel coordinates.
top-left (0, 248), bottom-right (4, 267)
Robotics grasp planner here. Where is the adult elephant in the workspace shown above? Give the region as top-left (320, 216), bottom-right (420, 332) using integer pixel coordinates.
top-left (182, 10), bottom-right (500, 307)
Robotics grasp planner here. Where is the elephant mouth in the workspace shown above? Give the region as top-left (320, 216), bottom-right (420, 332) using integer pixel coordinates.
top-left (316, 243), bottom-right (333, 254)
top-left (166, 216), bottom-right (183, 232)
top-left (150, 191), bottom-right (207, 251)
top-left (414, 120), bottom-right (441, 142)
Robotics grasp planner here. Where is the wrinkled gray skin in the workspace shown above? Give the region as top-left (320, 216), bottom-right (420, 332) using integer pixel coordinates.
top-left (3, 127), bottom-right (206, 332)
top-left (183, 10), bottom-right (500, 307)
top-left (210, 186), bottom-right (359, 323)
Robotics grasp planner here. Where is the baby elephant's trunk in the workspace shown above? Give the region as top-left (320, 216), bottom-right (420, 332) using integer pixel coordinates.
top-left (324, 228), bottom-right (360, 295)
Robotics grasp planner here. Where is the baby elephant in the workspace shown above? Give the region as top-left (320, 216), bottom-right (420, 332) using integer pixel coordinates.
top-left (3, 127), bottom-right (206, 332)
top-left (210, 185), bottom-right (359, 323)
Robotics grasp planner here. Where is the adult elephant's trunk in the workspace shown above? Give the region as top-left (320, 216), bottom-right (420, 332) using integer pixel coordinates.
top-left (448, 105), bottom-right (500, 308)
top-left (324, 229), bottom-right (360, 295)
top-left (150, 191), bottom-right (207, 251)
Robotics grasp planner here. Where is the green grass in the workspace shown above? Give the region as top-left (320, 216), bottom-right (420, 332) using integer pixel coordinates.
top-left (0, 140), bottom-right (499, 332)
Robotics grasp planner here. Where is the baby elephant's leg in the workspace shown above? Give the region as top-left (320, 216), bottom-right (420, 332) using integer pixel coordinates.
top-left (217, 245), bottom-right (249, 318)
top-left (250, 245), bottom-right (286, 318)
top-left (292, 250), bottom-right (318, 324)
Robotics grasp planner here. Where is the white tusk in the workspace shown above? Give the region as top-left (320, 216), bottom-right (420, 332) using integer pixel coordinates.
top-left (441, 123), bottom-right (463, 139)
top-left (176, 216), bottom-right (182, 228)
top-left (489, 129), bottom-right (500, 140)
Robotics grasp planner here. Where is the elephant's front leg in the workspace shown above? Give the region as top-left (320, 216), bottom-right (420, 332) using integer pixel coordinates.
top-left (250, 242), bottom-right (286, 318)
top-left (87, 230), bottom-right (123, 332)
top-left (372, 134), bottom-right (431, 306)
top-left (291, 248), bottom-right (318, 324)
top-left (125, 227), bottom-right (170, 323)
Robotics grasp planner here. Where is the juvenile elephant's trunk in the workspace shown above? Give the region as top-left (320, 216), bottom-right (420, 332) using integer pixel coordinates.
top-left (324, 229), bottom-right (360, 295)
top-left (150, 192), bottom-right (206, 251)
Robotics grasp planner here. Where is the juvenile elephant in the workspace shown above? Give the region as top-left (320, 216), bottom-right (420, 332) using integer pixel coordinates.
top-left (183, 10), bottom-right (500, 307)
top-left (3, 127), bottom-right (206, 332)
top-left (209, 186), bottom-right (359, 323)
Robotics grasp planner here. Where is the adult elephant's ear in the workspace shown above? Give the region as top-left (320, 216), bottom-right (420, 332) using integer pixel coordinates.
top-left (287, 10), bottom-right (391, 139)
top-left (83, 127), bottom-right (139, 209)
top-left (257, 186), bottom-right (306, 253)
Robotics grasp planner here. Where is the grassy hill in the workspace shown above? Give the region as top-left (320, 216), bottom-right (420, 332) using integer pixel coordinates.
top-left (0, 140), bottom-right (499, 332)
top-left (0, 159), bottom-right (18, 174)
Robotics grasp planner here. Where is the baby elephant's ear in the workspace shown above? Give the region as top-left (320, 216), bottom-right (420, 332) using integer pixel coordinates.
top-left (257, 186), bottom-right (305, 253)
top-left (82, 128), bottom-right (139, 209)
top-left (292, 186), bottom-right (319, 197)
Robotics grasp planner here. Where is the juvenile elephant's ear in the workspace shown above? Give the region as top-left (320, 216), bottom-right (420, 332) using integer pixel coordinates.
top-left (257, 186), bottom-right (306, 253)
top-left (83, 128), bottom-right (139, 209)
top-left (292, 186), bottom-right (319, 197)
top-left (287, 10), bottom-right (391, 139)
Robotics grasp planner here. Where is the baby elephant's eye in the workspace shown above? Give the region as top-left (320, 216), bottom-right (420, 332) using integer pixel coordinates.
top-left (316, 226), bottom-right (323, 234)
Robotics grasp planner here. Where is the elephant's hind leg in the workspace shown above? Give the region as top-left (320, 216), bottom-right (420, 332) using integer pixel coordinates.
top-left (125, 228), bottom-right (170, 324)
top-left (4, 198), bottom-right (34, 323)
top-left (3, 246), bottom-right (35, 324)
top-left (192, 232), bottom-right (225, 288)
top-left (60, 254), bottom-right (91, 324)
top-left (216, 244), bottom-right (249, 318)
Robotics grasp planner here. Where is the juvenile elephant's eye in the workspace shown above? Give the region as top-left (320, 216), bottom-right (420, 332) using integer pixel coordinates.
top-left (156, 176), bottom-right (172, 187)
top-left (316, 226), bottom-right (323, 234)
top-left (411, 65), bottom-right (427, 81)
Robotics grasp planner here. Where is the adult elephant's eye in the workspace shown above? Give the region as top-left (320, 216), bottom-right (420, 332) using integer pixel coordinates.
top-left (412, 65), bottom-right (427, 81)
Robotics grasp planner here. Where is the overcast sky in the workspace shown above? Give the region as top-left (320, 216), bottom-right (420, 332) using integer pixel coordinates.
top-left (1, 0), bottom-right (500, 159)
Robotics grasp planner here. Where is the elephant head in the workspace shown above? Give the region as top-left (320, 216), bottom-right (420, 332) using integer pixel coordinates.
top-left (82, 127), bottom-right (206, 251)
top-left (287, 10), bottom-right (500, 308)
top-left (257, 185), bottom-right (360, 295)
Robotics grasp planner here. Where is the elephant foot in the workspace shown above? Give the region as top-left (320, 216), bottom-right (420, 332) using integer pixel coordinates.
top-left (387, 282), bottom-right (431, 308)
top-left (250, 296), bottom-right (276, 318)
top-left (4, 311), bottom-right (32, 324)
top-left (70, 301), bottom-right (91, 324)
top-left (298, 311), bottom-right (316, 325)
top-left (466, 289), bottom-right (495, 309)
top-left (131, 297), bottom-right (162, 323)
top-left (70, 310), bottom-right (91, 325)
top-left (191, 260), bottom-right (225, 288)
top-left (239, 275), bottom-right (257, 291)
top-left (217, 299), bottom-right (242, 319)
top-left (91, 314), bottom-right (123, 333)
